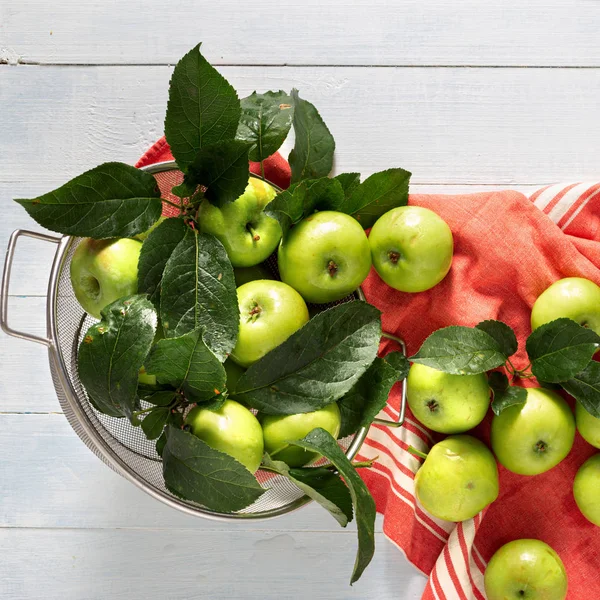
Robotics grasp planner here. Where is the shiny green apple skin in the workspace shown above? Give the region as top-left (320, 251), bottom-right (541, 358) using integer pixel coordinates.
top-left (260, 403), bottom-right (342, 467)
top-left (575, 401), bottom-right (600, 449)
top-left (185, 400), bottom-right (264, 473)
top-left (573, 453), bottom-right (600, 526)
top-left (234, 264), bottom-right (274, 287)
top-left (531, 277), bottom-right (600, 335)
top-left (70, 237), bottom-right (142, 319)
top-left (135, 215), bottom-right (166, 241)
top-left (407, 363), bottom-right (490, 434)
top-left (414, 435), bottom-right (499, 522)
top-left (368, 206), bottom-right (453, 293)
top-left (197, 178), bottom-right (281, 267)
top-left (491, 387), bottom-right (575, 476)
top-left (230, 280), bottom-right (309, 368)
top-left (278, 211), bottom-right (372, 304)
top-left (484, 539), bottom-right (568, 600)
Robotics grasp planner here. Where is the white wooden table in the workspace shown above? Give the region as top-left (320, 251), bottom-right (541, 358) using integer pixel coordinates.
top-left (2, 2), bottom-right (599, 598)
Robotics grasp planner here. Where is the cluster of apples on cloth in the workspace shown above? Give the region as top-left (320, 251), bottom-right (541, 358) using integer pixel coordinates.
top-left (13, 43), bottom-right (600, 594)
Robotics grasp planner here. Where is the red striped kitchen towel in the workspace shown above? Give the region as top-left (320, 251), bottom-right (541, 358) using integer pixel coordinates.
top-left (137, 140), bottom-right (600, 599)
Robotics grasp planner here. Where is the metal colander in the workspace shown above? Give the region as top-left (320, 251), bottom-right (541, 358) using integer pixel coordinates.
top-left (1, 161), bottom-right (406, 521)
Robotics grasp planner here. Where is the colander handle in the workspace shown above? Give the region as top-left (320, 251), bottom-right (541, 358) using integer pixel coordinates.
top-left (371, 332), bottom-right (408, 428)
top-left (1, 229), bottom-right (61, 346)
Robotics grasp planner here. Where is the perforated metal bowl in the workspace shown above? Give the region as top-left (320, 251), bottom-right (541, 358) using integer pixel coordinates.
top-left (1, 161), bottom-right (406, 521)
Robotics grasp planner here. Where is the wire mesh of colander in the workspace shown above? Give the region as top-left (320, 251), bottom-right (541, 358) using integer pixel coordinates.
top-left (37, 161), bottom-right (385, 521)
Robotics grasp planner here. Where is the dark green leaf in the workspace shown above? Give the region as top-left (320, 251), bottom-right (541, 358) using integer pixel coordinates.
top-left (16, 162), bottom-right (162, 239)
top-left (338, 351), bottom-right (409, 437)
top-left (162, 426), bottom-right (265, 511)
top-left (561, 361), bottom-right (600, 418)
top-left (526, 318), bottom-right (600, 383)
top-left (347, 168), bottom-right (411, 229)
top-left (262, 454), bottom-right (353, 527)
top-left (265, 177), bottom-right (345, 235)
top-left (160, 231), bottom-right (238, 361)
top-left (184, 140), bottom-right (250, 207)
top-left (488, 372), bottom-right (527, 415)
top-left (288, 89), bottom-right (335, 184)
top-left (410, 325), bottom-right (507, 375)
top-left (171, 178), bottom-right (198, 200)
top-left (156, 432), bottom-right (167, 456)
top-left (137, 217), bottom-right (189, 307)
top-left (145, 328), bottom-right (226, 403)
top-left (139, 390), bottom-right (178, 407)
top-left (78, 295), bottom-right (157, 419)
top-left (335, 173), bottom-right (361, 199)
top-left (476, 320), bottom-right (518, 358)
top-left (236, 91), bottom-right (294, 163)
top-left (164, 43), bottom-right (240, 170)
top-left (235, 302), bottom-right (382, 414)
top-left (141, 407), bottom-right (170, 440)
top-left (290, 428), bottom-right (376, 584)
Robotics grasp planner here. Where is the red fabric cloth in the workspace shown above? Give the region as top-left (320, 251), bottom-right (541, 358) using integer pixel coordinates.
top-left (137, 140), bottom-right (600, 599)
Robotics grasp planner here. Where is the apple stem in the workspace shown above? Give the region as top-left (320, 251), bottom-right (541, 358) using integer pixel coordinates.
top-left (407, 445), bottom-right (429, 460)
top-left (161, 198), bottom-right (183, 213)
top-left (247, 225), bottom-right (261, 242)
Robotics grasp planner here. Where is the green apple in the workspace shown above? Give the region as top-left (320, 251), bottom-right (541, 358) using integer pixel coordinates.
top-left (234, 264), bottom-right (274, 287)
top-left (573, 453), bottom-right (600, 526)
top-left (484, 539), bottom-right (568, 600)
top-left (260, 403), bottom-right (342, 467)
top-left (368, 206), bottom-right (453, 293)
top-left (406, 363), bottom-right (490, 434)
top-left (70, 237), bottom-right (142, 319)
top-left (414, 434), bottom-right (499, 522)
top-left (278, 211), bottom-right (372, 304)
top-left (197, 177), bottom-right (281, 267)
top-left (230, 280), bottom-right (309, 368)
top-left (185, 400), bottom-right (264, 473)
top-left (531, 277), bottom-right (600, 335)
top-left (575, 401), bottom-right (600, 449)
top-left (134, 215), bottom-right (166, 241)
top-left (491, 387), bottom-right (575, 476)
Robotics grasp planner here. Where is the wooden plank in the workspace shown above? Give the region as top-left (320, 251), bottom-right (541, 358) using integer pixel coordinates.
top-left (0, 528), bottom-right (427, 599)
top-left (2, 65), bottom-right (599, 189)
top-left (1, 0), bottom-right (599, 67)
top-left (0, 414), bottom-right (381, 533)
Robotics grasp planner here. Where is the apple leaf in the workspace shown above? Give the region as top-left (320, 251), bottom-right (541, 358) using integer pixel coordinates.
top-left (289, 428), bottom-right (376, 585)
top-left (346, 168), bottom-right (411, 229)
top-left (164, 43), bottom-right (240, 171)
top-left (138, 389), bottom-right (179, 407)
top-left (156, 410), bottom-right (185, 457)
top-left (137, 217), bottom-right (190, 308)
top-left (561, 361), bottom-right (600, 418)
top-left (235, 301), bottom-right (382, 414)
top-left (78, 295), bottom-right (157, 419)
top-left (15, 162), bottom-right (162, 239)
top-left (162, 426), bottom-right (265, 512)
top-left (262, 454), bottom-right (353, 527)
top-left (489, 371), bottom-right (527, 415)
top-left (288, 89), bottom-right (335, 184)
top-left (236, 91), bottom-right (294, 163)
top-left (145, 328), bottom-right (226, 403)
top-left (476, 320), bottom-right (518, 358)
top-left (183, 140), bottom-right (251, 207)
top-left (160, 231), bottom-right (238, 361)
top-left (335, 173), bottom-right (361, 199)
top-left (266, 177), bottom-right (345, 234)
top-left (526, 318), bottom-right (600, 383)
top-left (140, 407), bottom-right (171, 440)
top-left (410, 325), bottom-right (508, 375)
top-left (338, 351), bottom-right (409, 437)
